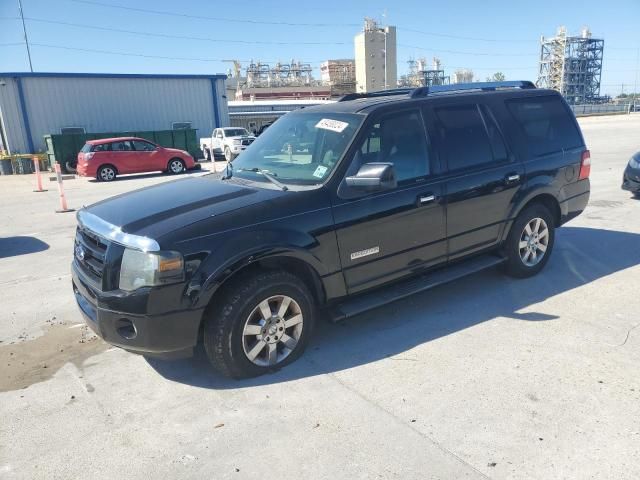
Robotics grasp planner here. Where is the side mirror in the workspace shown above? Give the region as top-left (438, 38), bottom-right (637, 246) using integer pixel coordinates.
top-left (345, 162), bottom-right (397, 191)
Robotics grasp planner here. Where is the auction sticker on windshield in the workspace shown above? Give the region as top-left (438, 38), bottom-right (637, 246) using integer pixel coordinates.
top-left (313, 165), bottom-right (328, 178)
top-left (315, 118), bottom-right (349, 133)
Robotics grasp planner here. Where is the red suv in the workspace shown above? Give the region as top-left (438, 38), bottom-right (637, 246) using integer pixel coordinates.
top-left (77, 137), bottom-right (197, 182)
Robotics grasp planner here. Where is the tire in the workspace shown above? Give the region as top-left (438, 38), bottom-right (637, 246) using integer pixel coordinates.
top-left (503, 204), bottom-right (555, 278)
top-left (203, 148), bottom-right (211, 162)
top-left (224, 146), bottom-right (233, 162)
top-left (97, 164), bottom-right (117, 182)
top-left (168, 158), bottom-right (186, 174)
top-left (203, 270), bottom-right (316, 379)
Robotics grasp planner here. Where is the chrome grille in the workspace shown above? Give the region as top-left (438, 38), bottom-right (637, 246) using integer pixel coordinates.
top-left (74, 227), bottom-right (108, 283)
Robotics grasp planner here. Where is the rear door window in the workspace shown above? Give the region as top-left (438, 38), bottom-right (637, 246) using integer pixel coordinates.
top-left (506, 95), bottom-right (583, 157)
top-left (433, 104), bottom-right (498, 172)
top-left (111, 141), bottom-right (133, 151)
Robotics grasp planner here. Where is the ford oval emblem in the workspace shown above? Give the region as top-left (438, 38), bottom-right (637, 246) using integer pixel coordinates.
top-left (75, 244), bottom-right (86, 261)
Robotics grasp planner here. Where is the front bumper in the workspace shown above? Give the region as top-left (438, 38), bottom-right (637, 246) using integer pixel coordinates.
top-left (71, 261), bottom-right (203, 356)
top-left (622, 167), bottom-right (640, 192)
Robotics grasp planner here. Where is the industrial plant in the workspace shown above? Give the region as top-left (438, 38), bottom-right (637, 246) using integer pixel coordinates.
top-left (537, 26), bottom-right (606, 104)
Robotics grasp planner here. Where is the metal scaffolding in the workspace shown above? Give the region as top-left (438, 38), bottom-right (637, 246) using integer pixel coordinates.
top-left (400, 57), bottom-right (450, 87)
top-left (537, 26), bottom-right (605, 104)
top-left (245, 59), bottom-right (315, 88)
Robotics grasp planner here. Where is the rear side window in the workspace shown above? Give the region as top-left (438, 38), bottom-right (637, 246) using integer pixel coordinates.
top-left (92, 143), bottom-right (110, 152)
top-left (506, 95), bottom-right (582, 157)
top-left (80, 144), bottom-right (92, 153)
top-left (434, 104), bottom-right (498, 171)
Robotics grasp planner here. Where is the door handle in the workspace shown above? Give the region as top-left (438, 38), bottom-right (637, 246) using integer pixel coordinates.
top-left (504, 173), bottom-right (520, 184)
top-left (418, 194), bottom-right (436, 205)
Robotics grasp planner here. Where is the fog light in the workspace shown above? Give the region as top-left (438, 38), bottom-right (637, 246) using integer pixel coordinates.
top-left (116, 318), bottom-right (137, 340)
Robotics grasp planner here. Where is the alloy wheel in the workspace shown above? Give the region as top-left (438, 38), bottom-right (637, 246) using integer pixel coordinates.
top-left (242, 295), bottom-right (304, 367)
top-left (518, 217), bottom-right (549, 267)
top-left (170, 160), bottom-right (184, 173)
top-left (100, 167), bottom-right (115, 181)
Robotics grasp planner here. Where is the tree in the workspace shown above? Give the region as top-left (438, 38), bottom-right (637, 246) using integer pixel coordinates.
top-left (486, 72), bottom-right (506, 82)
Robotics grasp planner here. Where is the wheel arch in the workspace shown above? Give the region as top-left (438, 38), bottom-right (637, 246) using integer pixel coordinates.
top-left (197, 249), bottom-right (328, 313)
top-left (501, 190), bottom-right (562, 244)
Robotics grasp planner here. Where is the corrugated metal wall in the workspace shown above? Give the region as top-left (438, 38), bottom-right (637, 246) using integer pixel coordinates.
top-left (0, 78), bottom-right (30, 154)
top-left (0, 75), bottom-right (229, 154)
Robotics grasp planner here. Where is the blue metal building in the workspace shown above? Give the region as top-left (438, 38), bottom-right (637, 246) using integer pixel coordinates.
top-left (0, 72), bottom-right (229, 155)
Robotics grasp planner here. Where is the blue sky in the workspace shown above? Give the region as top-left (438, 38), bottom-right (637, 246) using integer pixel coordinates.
top-left (1, 0), bottom-right (638, 96)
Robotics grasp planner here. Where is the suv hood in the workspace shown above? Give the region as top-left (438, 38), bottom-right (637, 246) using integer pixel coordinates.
top-left (80, 175), bottom-right (284, 247)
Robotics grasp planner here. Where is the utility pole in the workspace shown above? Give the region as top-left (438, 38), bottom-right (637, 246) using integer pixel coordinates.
top-left (633, 48), bottom-right (639, 107)
top-left (18, 0), bottom-right (33, 72)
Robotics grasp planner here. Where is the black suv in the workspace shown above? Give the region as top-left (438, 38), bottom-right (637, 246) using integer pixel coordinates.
top-left (71, 81), bottom-right (590, 378)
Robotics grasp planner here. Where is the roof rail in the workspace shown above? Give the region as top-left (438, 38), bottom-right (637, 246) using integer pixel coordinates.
top-left (411, 80), bottom-right (536, 98)
top-left (338, 81), bottom-right (536, 102)
top-left (338, 88), bottom-right (414, 102)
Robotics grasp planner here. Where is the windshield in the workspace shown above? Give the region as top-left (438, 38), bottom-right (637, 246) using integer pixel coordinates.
top-left (230, 112), bottom-right (363, 185)
top-left (224, 128), bottom-right (250, 137)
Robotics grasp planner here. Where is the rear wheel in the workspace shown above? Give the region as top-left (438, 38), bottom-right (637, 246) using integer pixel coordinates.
top-left (503, 204), bottom-right (555, 278)
top-left (168, 158), bottom-right (186, 174)
top-left (97, 165), bottom-right (116, 182)
top-left (203, 148), bottom-right (211, 162)
top-left (203, 270), bottom-right (315, 379)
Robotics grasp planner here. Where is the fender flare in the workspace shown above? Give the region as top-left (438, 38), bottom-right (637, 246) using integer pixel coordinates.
top-left (192, 245), bottom-right (330, 310)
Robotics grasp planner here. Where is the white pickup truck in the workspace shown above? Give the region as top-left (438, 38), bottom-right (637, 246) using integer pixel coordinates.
top-left (200, 127), bottom-right (256, 162)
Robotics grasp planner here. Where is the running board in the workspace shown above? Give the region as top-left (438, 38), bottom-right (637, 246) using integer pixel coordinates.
top-left (329, 254), bottom-right (506, 322)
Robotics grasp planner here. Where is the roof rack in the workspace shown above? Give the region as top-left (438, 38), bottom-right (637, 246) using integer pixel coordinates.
top-left (412, 80), bottom-right (536, 98)
top-left (338, 88), bottom-right (414, 102)
top-left (338, 81), bottom-right (536, 102)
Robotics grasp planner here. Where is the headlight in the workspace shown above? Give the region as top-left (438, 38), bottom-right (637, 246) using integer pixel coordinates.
top-left (119, 249), bottom-right (184, 291)
top-left (629, 156), bottom-right (640, 169)
top-left (233, 139), bottom-right (241, 145)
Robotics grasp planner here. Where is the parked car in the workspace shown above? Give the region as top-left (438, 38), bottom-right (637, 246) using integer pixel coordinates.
top-left (200, 127), bottom-right (255, 162)
top-left (622, 151), bottom-right (640, 197)
top-left (77, 137), bottom-right (197, 182)
top-left (71, 81), bottom-right (590, 379)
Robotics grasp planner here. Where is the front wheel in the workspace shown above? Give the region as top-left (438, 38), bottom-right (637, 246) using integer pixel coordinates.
top-left (224, 146), bottom-right (234, 162)
top-left (203, 270), bottom-right (315, 379)
top-left (168, 158), bottom-right (186, 174)
top-left (503, 204), bottom-right (555, 278)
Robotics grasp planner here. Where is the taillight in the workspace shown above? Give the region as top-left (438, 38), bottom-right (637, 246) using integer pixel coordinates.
top-left (578, 150), bottom-right (590, 180)
top-left (85, 152), bottom-right (94, 161)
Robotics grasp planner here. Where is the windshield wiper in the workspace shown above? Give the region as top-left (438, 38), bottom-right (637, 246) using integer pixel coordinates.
top-left (237, 168), bottom-right (288, 191)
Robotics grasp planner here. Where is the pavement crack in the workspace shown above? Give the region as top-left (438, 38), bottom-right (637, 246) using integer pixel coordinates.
top-left (305, 358), bottom-right (491, 479)
top-left (616, 322), bottom-right (640, 347)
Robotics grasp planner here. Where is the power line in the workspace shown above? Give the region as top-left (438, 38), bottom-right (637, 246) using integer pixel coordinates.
top-left (0, 42), bottom-right (25, 47)
top-left (18, 0), bottom-right (33, 72)
top-left (21, 16), bottom-right (349, 46)
top-left (398, 43), bottom-right (535, 57)
top-left (400, 27), bottom-right (533, 44)
top-left (68, 0), bottom-right (360, 27)
top-left (29, 42), bottom-right (326, 64)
